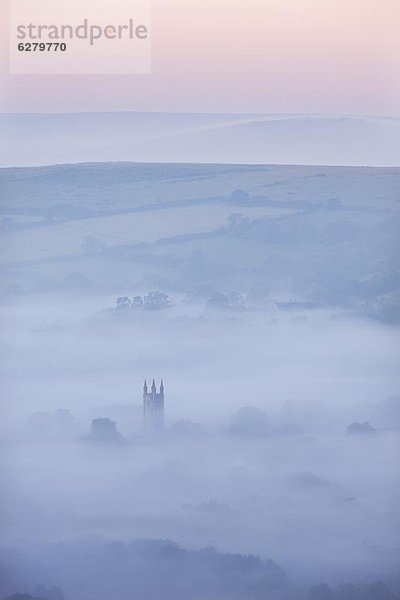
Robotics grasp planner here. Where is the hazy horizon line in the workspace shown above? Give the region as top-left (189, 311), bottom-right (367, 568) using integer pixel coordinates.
top-left (1, 159), bottom-right (399, 172)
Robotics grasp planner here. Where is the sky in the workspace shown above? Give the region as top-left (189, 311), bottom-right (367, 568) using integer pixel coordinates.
top-left (0, 0), bottom-right (400, 115)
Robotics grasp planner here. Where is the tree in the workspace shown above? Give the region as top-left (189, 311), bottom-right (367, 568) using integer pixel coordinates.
top-left (346, 422), bottom-right (376, 435)
top-left (170, 420), bottom-right (206, 437)
top-left (335, 583), bottom-right (357, 600)
top-left (25, 410), bottom-right (78, 442)
top-left (229, 406), bottom-right (270, 438)
top-left (246, 285), bottom-right (270, 306)
top-left (143, 291), bottom-right (170, 310)
top-left (25, 411), bottom-right (53, 440)
top-left (309, 583), bottom-right (334, 600)
top-left (1, 594), bottom-right (52, 600)
top-left (116, 296), bottom-right (131, 309)
top-left (87, 418), bottom-right (124, 443)
top-left (367, 581), bottom-right (392, 600)
top-left (131, 295), bottom-right (144, 308)
top-left (227, 292), bottom-right (245, 308)
top-left (206, 293), bottom-right (230, 310)
top-left (33, 586), bottom-right (64, 600)
top-left (227, 212), bottom-right (249, 230)
top-left (53, 409), bottom-right (78, 440)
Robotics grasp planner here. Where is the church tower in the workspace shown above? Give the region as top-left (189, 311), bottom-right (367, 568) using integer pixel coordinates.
top-left (143, 379), bottom-right (164, 432)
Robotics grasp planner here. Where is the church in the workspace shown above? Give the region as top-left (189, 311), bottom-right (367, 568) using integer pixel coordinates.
top-left (143, 379), bottom-right (164, 431)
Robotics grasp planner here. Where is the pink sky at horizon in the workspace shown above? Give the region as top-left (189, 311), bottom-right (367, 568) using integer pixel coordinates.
top-left (0, 0), bottom-right (399, 115)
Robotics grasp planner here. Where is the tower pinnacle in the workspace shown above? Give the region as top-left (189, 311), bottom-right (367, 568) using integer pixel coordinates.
top-left (143, 378), bottom-right (165, 432)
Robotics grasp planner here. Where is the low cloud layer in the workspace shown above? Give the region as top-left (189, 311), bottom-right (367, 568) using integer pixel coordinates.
top-left (0, 162), bottom-right (399, 599)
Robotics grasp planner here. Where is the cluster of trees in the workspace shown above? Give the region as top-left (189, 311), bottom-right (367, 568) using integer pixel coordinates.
top-left (346, 422), bottom-right (376, 436)
top-left (226, 212), bottom-right (318, 245)
top-left (85, 418), bottom-right (125, 444)
top-left (1, 585), bottom-right (64, 600)
top-left (169, 420), bottom-right (206, 438)
top-left (205, 287), bottom-right (270, 311)
top-left (223, 209), bottom-right (400, 322)
top-left (368, 293), bottom-right (400, 325)
top-left (0, 538), bottom-right (287, 600)
top-left (25, 413), bottom-right (128, 445)
top-left (229, 406), bottom-right (271, 438)
top-left (3, 594), bottom-right (50, 600)
top-left (116, 291), bottom-right (170, 311)
top-left (115, 287), bottom-right (274, 314)
top-left (25, 410), bottom-right (78, 442)
top-left (228, 407), bottom-right (383, 440)
top-left (308, 581), bottom-right (395, 599)
top-left (3, 579), bottom-right (395, 600)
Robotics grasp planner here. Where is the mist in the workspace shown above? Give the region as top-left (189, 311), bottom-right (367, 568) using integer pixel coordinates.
top-left (0, 162), bottom-right (399, 600)
top-left (1, 112), bottom-right (400, 168)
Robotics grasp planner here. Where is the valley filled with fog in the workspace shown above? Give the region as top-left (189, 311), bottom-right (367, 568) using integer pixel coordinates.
top-left (0, 162), bottom-right (399, 600)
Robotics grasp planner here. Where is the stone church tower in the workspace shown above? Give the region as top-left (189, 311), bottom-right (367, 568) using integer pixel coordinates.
top-left (143, 379), bottom-right (164, 431)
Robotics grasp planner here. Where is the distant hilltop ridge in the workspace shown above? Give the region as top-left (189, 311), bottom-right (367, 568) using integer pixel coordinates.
top-left (0, 112), bottom-right (399, 168)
